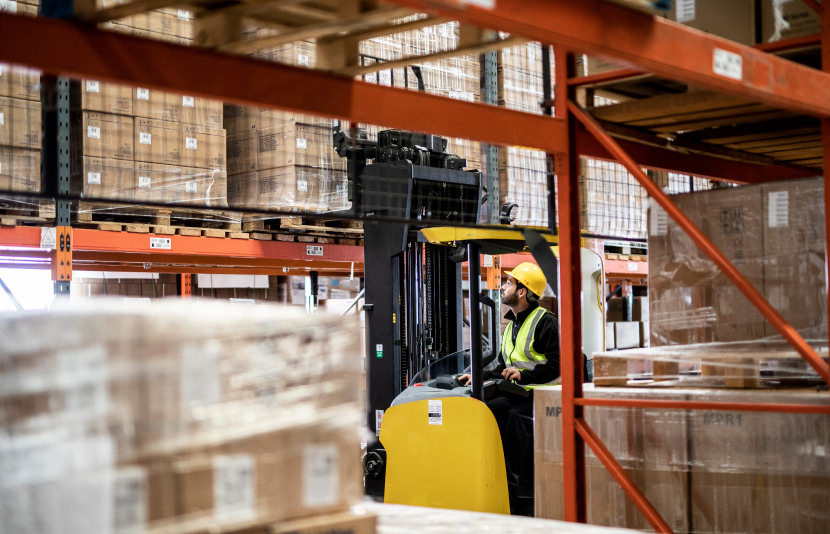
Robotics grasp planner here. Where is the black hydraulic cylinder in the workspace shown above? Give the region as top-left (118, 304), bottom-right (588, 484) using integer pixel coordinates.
top-left (468, 242), bottom-right (483, 401)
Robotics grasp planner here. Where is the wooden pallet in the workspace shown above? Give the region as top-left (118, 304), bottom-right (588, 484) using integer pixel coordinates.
top-left (75, 201), bottom-right (244, 232)
top-left (0, 198), bottom-right (56, 225)
top-left (593, 341), bottom-right (830, 389)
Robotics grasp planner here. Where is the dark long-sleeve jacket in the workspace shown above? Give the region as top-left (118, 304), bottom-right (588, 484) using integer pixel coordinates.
top-left (482, 302), bottom-right (561, 385)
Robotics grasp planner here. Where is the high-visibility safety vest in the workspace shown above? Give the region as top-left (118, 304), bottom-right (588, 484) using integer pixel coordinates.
top-left (501, 306), bottom-right (550, 370)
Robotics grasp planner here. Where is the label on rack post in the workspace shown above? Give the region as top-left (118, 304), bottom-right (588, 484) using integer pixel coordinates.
top-left (768, 191), bottom-right (789, 228)
top-left (713, 49), bottom-right (742, 80)
top-left (150, 237), bottom-right (171, 249)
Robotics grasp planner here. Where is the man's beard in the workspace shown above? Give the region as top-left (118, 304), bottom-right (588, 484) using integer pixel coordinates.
top-left (502, 290), bottom-right (518, 307)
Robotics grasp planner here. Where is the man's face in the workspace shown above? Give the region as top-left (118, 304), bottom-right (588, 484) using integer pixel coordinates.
top-left (501, 276), bottom-right (521, 307)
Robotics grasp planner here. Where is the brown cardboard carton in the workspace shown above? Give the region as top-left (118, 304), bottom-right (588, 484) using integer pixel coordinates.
top-left (666, 0), bottom-right (756, 45)
top-left (77, 80), bottom-right (133, 115)
top-left (134, 86), bottom-right (177, 121)
top-left (0, 96), bottom-right (40, 149)
top-left (760, 177), bottom-right (826, 339)
top-left (181, 124), bottom-right (226, 169)
top-left (761, 0), bottom-right (822, 43)
top-left (135, 118), bottom-right (181, 166)
top-left (133, 162), bottom-right (228, 206)
top-left (0, 64), bottom-right (40, 101)
top-left (77, 156), bottom-right (135, 200)
top-left (0, 146), bottom-right (39, 193)
top-left (77, 111), bottom-right (134, 160)
top-left (178, 96), bottom-right (222, 128)
top-left (648, 185), bottom-right (765, 345)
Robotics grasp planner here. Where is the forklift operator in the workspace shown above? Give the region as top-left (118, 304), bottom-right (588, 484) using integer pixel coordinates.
top-left (458, 261), bottom-right (559, 515)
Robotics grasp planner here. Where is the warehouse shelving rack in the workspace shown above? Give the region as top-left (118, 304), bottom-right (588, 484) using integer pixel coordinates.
top-left (2, 1), bottom-right (830, 531)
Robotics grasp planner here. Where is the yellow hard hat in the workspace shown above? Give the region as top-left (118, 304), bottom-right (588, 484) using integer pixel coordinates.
top-left (505, 262), bottom-right (547, 297)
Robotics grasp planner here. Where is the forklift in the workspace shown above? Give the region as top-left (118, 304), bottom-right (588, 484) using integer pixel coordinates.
top-left (333, 123), bottom-right (604, 513)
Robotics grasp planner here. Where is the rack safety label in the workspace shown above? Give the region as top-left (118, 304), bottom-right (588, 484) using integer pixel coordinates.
top-left (459, 0), bottom-right (494, 8)
top-left (768, 191), bottom-right (789, 228)
top-left (182, 95), bottom-right (195, 108)
top-left (87, 172), bottom-right (101, 185)
top-left (150, 237), bottom-right (171, 250)
top-left (713, 49), bottom-right (742, 81)
top-left (136, 88), bottom-right (150, 100)
top-left (428, 400), bottom-right (443, 425)
top-left (85, 80), bottom-right (100, 93)
top-left (306, 245), bottom-right (323, 256)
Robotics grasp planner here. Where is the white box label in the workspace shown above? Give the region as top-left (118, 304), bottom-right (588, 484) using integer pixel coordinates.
top-left (303, 444), bottom-right (339, 507)
top-left (87, 172), bottom-right (101, 185)
top-left (150, 237), bottom-right (171, 249)
top-left (298, 54), bottom-right (310, 67)
top-left (185, 180), bottom-right (197, 193)
top-left (185, 137), bottom-right (197, 150)
top-left (177, 9), bottom-right (190, 20)
top-left (85, 80), bottom-right (100, 93)
top-left (138, 176), bottom-right (151, 189)
top-left (296, 137), bottom-right (307, 149)
top-left (214, 455), bottom-right (255, 523)
top-left (428, 399), bottom-right (443, 425)
top-left (306, 245), bottom-right (323, 256)
top-left (297, 179), bottom-right (308, 192)
top-left (649, 205), bottom-right (669, 236)
top-left (713, 49), bottom-right (742, 80)
top-left (0, 1), bottom-right (18, 14)
top-left (136, 88), bottom-right (150, 100)
top-left (114, 468), bottom-right (147, 534)
top-left (768, 191), bottom-right (789, 228)
top-left (139, 132), bottom-right (152, 145)
top-left (676, 0), bottom-right (696, 22)
top-left (182, 95), bottom-right (195, 107)
top-left (88, 126), bottom-right (100, 139)
top-left (0, 112), bottom-right (4, 126)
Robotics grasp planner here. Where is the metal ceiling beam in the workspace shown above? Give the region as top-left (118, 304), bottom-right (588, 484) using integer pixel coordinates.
top-left (385, 0), bottom-right (830, 118)
top-left (0, 12), bottom-right (567, 154)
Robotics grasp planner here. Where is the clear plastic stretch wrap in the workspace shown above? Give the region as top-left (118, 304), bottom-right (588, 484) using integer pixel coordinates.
top-left (648, 176), bottom-right (826, 346)
top-left (0, 300), bottom-right (366, 533)
top-left (534, 384), bottom-right (830, 533)
top-left (0, 63), bottom-right (41, 195)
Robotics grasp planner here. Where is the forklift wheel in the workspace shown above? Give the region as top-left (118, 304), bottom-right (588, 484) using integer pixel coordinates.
top-left (363, 450), bottom-right (385, 479)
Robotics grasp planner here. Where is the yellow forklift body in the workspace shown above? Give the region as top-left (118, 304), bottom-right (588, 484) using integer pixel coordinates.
top-left (380, 396), bottom-right (510, 514)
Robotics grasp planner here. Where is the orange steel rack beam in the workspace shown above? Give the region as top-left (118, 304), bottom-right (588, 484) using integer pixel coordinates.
top-left (0, 226), bottom-right (365, 276)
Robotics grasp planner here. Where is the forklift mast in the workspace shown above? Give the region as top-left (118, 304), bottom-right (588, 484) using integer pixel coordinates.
top-left (333, 123), bottom-right (483, 441)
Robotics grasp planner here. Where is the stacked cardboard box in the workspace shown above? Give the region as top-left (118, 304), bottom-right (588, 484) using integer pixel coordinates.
top-left (535, 385), bottom-right (830, 532)
top-left (498, 42), bottom-right (553, 227)
top-left (360, 22), bottom-right (482, 172)
top-left (648, 176), bottom-right (825, 346)
top-left (0, 64), bottom-right (41, 193)
top-left (223, 41), bottom-right (348, 213)
top-left (0, 300), bottom-right (365, 533)
top-left (69, 2), bottom-right (227, 208)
